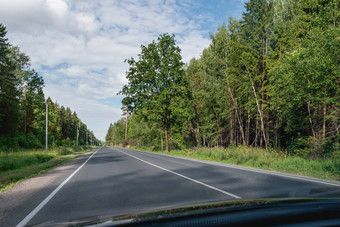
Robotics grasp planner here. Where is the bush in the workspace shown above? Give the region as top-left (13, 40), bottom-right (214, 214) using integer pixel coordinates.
top-left (57, 147), bottom-right (73, 155)
top-left (0, 135), bottom-right (19, 151)
top-left (0, 152), bottom-right (54, 171)
top-left (0, 132), bottom-right (44, 150)
top-left (320, 135), bottom-right (339, 158)
top-left (17, 134), bottom-right (28, 148)
top-left (61, 138), bottom-right (75, 147)
top-left (323, 160), bottom-right (340, 176)
top-left (287, 136), bottom-right (311, 157)
top-left (26, 133), bottom-right (43, 149)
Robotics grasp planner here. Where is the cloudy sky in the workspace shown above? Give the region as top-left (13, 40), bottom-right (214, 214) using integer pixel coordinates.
top-left (0, 0), bottom-right (245, 141)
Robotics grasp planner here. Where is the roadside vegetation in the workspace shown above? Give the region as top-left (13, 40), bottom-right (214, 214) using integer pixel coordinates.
top-left (0, 24), bottom-right (99, 151)
top-left (0, 24), bottom-right (101, 192)
top-left (0, 146), bottom-right (95, 192)
top-left (107, 0), bottom-right (339, 181)
top-left (131, 146), bottom-right (338, 181)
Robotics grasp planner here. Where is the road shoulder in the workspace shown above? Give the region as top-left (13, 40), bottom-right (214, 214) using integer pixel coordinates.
top-left (117, 147), bottom-right (340, 187)
top-left (0, 149), bottom-right (96, 226)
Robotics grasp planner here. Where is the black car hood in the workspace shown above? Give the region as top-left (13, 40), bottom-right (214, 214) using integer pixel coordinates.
top-left (31, 198), bottom-right (340, 227)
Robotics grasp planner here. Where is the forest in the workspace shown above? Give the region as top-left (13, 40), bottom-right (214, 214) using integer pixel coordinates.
top-left (106, 0), bottom-right (339, 158)
top-left (0, 24), bottom-right (98, 150)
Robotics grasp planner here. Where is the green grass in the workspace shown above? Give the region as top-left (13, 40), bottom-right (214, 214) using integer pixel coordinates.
top-left (0, 146), bottom-right (96, 192)
top-left (129, 146), bottom-right (340, 181)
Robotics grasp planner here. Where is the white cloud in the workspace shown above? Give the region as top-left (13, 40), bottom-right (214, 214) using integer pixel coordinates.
top-left (46, 0), bottom-right (68, 16)
top-left (0, 0), bottom-right (212, 140)
top-left (178, 31), bottom-right (211, 63)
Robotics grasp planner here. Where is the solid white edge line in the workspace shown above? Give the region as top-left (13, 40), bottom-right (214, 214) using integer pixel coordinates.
top-left (113, 148), bottom-right (241, 199)
top-left (16, 147), bottom-right (102, 227)
top-left (117, 147), bottom-right (340, 187)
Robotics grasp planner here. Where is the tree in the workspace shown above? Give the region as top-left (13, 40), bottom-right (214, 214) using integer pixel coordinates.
top-left (270, 1), bottom-right (340, 155)
top-left (0, 24), bottom-right (97, 149)
top-left (0, 24), bottom-right (23, 136)
top-left (241, 0), bottom-right (274, 149)
top-left (121, 105), bottom-right (130, 144)
top-left (120, 33), bottom-right (188, 152)
top-left (108, 0), bottom-right (339, 157)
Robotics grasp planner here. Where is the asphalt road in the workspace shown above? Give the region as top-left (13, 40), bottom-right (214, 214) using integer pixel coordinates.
top-left (1, 146), bottom-right (340, 226)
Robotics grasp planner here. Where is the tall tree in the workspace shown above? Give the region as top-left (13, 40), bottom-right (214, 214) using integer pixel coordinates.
top-left (108, 0), bottom-right (339, 157)
top-left (120, 33), bottom-right (188, 152)
top-left (241, 0), bottom-right (274, 149)
top-left (0, 24), bottom-right (23, 136)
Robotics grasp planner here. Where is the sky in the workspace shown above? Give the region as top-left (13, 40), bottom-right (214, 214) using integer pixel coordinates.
top-left (0, 0), bottom-right (245, 141)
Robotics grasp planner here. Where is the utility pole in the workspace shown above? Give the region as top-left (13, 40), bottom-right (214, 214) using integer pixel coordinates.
top-left (45, 100), bottom-right (49, 151)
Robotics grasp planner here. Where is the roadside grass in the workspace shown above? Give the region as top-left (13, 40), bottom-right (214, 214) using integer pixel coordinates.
top-left (129, 146), bottom-right (340, 181)
top-left (0, 146), bottom-right (96, 192)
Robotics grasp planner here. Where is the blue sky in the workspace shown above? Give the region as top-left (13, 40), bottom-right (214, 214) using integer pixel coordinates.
top-left (0, 0), bottom-right (246, 141)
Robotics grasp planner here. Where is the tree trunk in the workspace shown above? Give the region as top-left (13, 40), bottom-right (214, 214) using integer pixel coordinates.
top-left (254, 117), bottom-right (258, 147)
top-left (265, 106), bottom-right (270, 147)
top-left (225, 71), bottom-right (246, 145)
top-left (125, 107), bottom-right (128, 143)
top-left (230, 109), bottom-right (234, 145)
top-left (164, 105), bottom-right (169, 152)
top-left (246, 106), bottom-right (250, 146)
top-left (323, 101), bottom-right (326, 140)
top-left (165, 125), bottom-right (169, 153)
top-left (245, 65), bottom-right (268, 149)
top-left (260, 124), bottom-right (263, 147)
top-left (275, 118), bottom-right (278, 148)
top-left (194, 119), bottom-right (200, 146)
top-left (307, 100), bottom-right (316, 139)
top-left (235, 110), bottom-right (238, 145)
top-left (24, 108), bottom-right (27, 136)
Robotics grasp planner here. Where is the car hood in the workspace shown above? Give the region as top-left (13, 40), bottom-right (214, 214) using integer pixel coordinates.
top-left (30, 198), bottom-right (340, 227)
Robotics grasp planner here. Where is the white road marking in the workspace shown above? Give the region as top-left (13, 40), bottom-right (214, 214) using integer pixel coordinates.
top-left (114, 148), bottom-right (241, 199)
top-left (122, 148), bottom-right (340, 187)
top-left (16, 147), bottom-right (102, 227)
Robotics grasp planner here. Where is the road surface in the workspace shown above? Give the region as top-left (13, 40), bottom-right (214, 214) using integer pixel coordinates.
top-left (1, 146), bottom-right (339, 226)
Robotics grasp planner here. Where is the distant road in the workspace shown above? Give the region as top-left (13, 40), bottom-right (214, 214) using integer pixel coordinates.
top-left (1, 146), bottom-right (339, 226)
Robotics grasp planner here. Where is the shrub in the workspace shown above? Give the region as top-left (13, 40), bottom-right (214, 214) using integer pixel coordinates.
top-left (57, 147), bottom-right (73, 155)
top-left (61, 138), bottom-right (75, 147)
top-left (287, 136), bottom-right (311, 157)
top-left (0, 135), bottom-right (19, 151)
top-left (26, 133), bottom-right (43, 149)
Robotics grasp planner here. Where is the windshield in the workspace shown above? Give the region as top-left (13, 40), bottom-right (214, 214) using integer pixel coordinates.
top-left (0, 0), bottom-right (339, 226)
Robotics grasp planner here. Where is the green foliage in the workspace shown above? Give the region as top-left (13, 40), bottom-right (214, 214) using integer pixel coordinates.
top-left (0, 24), bottom-right (22, 136)
top-left (0, 24), bottom-right (98, 150)
top-left (111, 0), bottom-right (339, 160)
top-left (105, 120), bottom-right (126, 146)
top-left (0, 146), bottom-right (94, 191)
top-left (0, 152), bottom-right (53, 172)
top-left (119, 33), bottom-right (190, 152)
top-left (145, 146), bottom-right (339, 180)
top-left (60, 138), bottom-right (75, 147)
